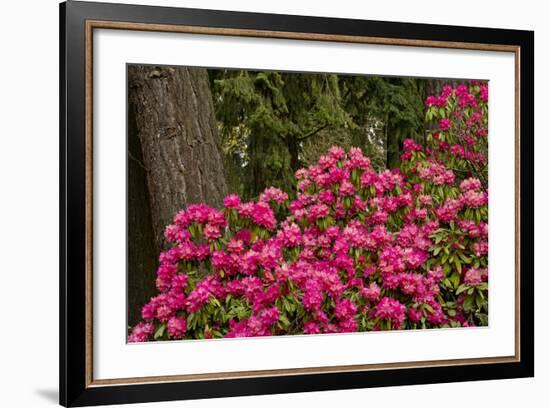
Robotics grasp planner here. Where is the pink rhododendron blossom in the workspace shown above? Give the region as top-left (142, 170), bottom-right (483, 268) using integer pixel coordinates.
top-left (203, 224), bottom-right (221, 241)
top-left (460, 177), bottom-right (482, 192)
top-left (259, 187), bottom-right (289, 204)
top-left (375, 297), bottom-right (406, 329)
top-left (362, 282), bottom-right (381, 301)
top-left (167, 316), bottom-right (187, 339)
top-left (408, 307), bottom-right (423, 323)
top-left (335, 298), bottom-right (357, 320)
top-left (464, 268), bottom-right (488, 286)
top-left (439, 118), bottom-right (452, 131)
top-left (304, 321), bottom-right (321, 334)
top-left (223, 193), bottom-right (241, 208)
top-left (128, 322), bottom-right (154, 343)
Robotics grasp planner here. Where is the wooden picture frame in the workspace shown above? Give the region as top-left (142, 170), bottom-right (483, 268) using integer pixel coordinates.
top-left (60, 1), bottom-right (534, 406)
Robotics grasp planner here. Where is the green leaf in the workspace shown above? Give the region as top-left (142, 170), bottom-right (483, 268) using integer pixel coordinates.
top-left (279, 314), bottom-right (291, 327)
top-left (187, 313), bottom-right (197, 330)
top-left (476, 282), bottom-right (489, 291)
top-left (477, 288), bottom-right (485, 300)
top-left (475, 293), bottom-right (485, 309)
top-left (154, 324), bottom-right (166, 340)
top-left (463, 295), bottom-right (475, 311)
top-left (449, 271), bottom-right (460, 289)
top-left (458, 253), bottom-right (472, 264)
top-left (454, 258), bottom-right (462, 275)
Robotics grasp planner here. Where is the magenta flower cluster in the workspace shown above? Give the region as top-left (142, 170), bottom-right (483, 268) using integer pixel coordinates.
top-left (423, 81), bottom-right (489, 173)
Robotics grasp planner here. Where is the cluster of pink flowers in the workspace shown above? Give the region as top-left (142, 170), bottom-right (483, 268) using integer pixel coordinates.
top-left (424, 81), bottom-right (489, 174)
top-left (455, 83), bottom-right (480, 107)
top-left (425, 85), bottom-right (454, 107)
top-left (375, 297), bottom-right (406, 329)
top-left (463, 267), bottom-right (488, 286)
top-left (259, 187), bottom-right (289, 204)
top-left (234, 201), bottom-right (276, 230)
top-left (128, 322), bottom-right (154, 343)
top-left (130, 126), bottom-right (489, 341)
top-left (417, 161), bottom-right (455, 185)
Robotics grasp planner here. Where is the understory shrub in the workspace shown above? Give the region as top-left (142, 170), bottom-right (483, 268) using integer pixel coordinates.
top-left (129, 81), bottom-right (489, 342)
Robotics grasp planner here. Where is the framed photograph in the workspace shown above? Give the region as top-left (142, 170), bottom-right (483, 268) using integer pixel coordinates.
top-left (60, 1), bottom-right (534, 406)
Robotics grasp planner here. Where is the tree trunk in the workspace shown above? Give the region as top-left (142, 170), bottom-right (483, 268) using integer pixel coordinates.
top-left (127, 65), bottom-right (227, 325)
top-left (127, 102), bottom-right (157, 326)
top-left (287, 135), bottom-right (300, 174)
top-left (128, 65), bottom-right (228, 250)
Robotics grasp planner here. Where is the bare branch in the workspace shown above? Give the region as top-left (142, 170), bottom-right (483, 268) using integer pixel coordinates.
top-left (298, 123), bottom-right (328, 142)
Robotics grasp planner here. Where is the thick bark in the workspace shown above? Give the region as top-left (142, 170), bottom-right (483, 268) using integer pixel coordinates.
top-left (287, 135), bottom-right (300, 174)
top-left (127, 103), bottom-right (157, 326)
top-left (128, 65), bottom-right (228, 250)
top-left (127, 65), bottom-right (227, 325)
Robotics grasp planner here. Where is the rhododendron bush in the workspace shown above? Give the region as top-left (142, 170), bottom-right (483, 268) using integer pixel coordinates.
top-left (129, 82), bottom-right (489, 342)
